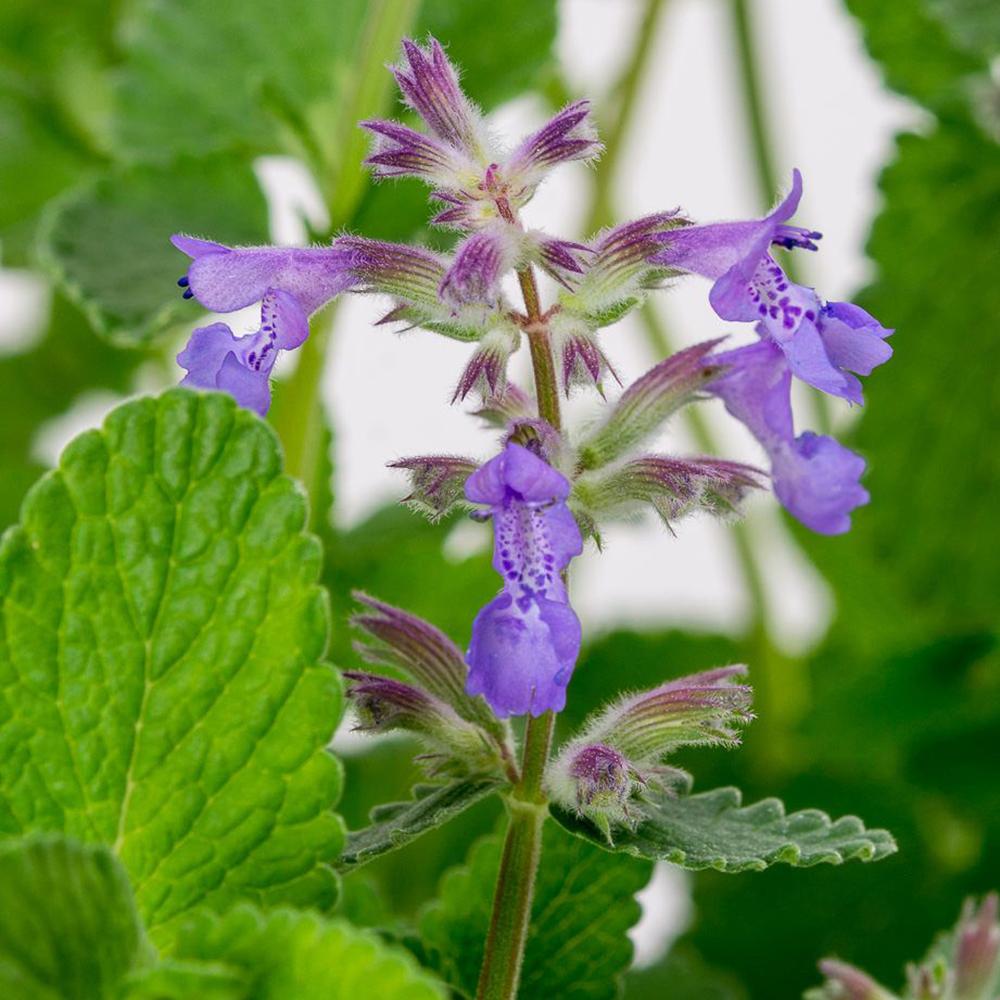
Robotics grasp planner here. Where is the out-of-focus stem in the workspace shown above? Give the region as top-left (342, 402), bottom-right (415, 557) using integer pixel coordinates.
top-left (586, 0), bottom-right (669, 235)
top-left (272, 0), bottom-right (419, 503)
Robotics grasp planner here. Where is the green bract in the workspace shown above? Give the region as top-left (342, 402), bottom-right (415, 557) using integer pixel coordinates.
top-left (0, 390), bottom-right (344, 940)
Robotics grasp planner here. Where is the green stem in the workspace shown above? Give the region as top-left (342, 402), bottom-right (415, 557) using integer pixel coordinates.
top-left (475, 799), bottom-right (547, 1000)
top-left (586, 0), bottom-right (669, 235)
top-left (476, 264), bottom-right (562, 1000)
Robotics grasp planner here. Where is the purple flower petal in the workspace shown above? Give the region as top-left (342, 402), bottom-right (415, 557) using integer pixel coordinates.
top-left (465, 442), bottom-right (571, 506)
top-left (216, 351), bottom-right (271, 416)
top-left (817, 301), bottom-right (894, 377)
top-left (772, 432), bottom-right (869, 535)
top-left (171, 235), bottom-right (356, 314)
top-left (467, 593), bottom-right (580, 717)
top-left (177, 322), bottom-right (240, 390)
top-left (711, 341), bottom-right (869, 533)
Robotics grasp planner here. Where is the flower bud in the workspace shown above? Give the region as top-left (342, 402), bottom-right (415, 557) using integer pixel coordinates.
top-left (389, 455), bottom-right (480, 522)
top-left (452, 323), bottom-right (521, 401)
top-left (547, 666), bottom-right (752, 837)
top-left (573, 455), bottom-right (764, 528)
top-left (576, 340), bottom-right (726, 470)
top-left (954, 894), bottom-right (1000, 999)
top-left (473, 383), bottom-right (534, 426)
top-left (807, 960), bottom-right (898, 1000)
top-left (559, 211), bottom-right (690, 325)
top-left (344, 671), bottom-right (500, 777)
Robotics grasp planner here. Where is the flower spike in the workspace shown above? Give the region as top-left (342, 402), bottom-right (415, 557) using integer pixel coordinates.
top-left (464, 443), bottom-right (584, 717)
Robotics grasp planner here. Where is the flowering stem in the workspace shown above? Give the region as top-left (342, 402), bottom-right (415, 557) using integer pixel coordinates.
top-left (476, 263), bottom-right (562, 1000)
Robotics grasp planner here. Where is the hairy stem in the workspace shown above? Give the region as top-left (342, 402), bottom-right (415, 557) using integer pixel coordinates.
top-left (476, 263), bottom-right (562, 1000)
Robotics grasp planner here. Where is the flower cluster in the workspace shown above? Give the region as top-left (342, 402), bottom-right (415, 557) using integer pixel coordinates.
top-left (807, 894), bottom-right (1000, 1000)
top-left (168, 34), bottom-right (894, 733)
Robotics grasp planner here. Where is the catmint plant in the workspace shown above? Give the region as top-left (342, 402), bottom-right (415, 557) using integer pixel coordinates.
top-left (162, 36), bottom-right (903, 998)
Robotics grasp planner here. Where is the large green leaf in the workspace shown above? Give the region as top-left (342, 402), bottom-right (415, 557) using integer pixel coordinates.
top-left (172, 904), bottom-right (446, 999)
top-left (0, 390), bottom-right (343, 939)
top-left (418, 821), bottom-right (651, 1000)
top-left (338, 778), bottom-right (503, 871)
top-left (552, 787), bottom-right (897, 871)
top-left (39, 157), bottom-right (269, 346)
top-left (0, 835), bottom-right (151, 999)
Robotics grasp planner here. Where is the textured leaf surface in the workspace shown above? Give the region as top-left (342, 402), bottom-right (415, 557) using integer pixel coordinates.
top-left (0, 835), bottom-right (151, 1000)
top-left (173, 904), bottom-right (446, 999)
top-left (39, 157), bottom-right (268, 345)
top-left (338, 778), bottom-right (503, 871)
top-left (115, 0), bottom-right (368, 162)
top-left (0, 390), bottom-right (343, 938)
top-left (418, 822), bottom-right (651, 1000)
top-left (552, 786), bottom-right (897, 871)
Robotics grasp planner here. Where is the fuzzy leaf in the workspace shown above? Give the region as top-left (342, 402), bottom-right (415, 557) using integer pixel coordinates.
top-left (39, 156), bottom-right (268, 345)
top-left (338, 778), bottom-right (503, 871)
top-left (0, 835), bottom-right (152, 999)
top-left (551, 786), bottom-right (897, 871)
top-left (172, 904), bottom-right (446, 999)
top-left (418, 821), bottom-right (651, 1000)
top-left (0, 390), bottom-right (344, 941)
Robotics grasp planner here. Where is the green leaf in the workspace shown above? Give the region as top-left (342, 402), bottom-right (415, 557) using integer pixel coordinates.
top-left (0, 81), bottom-right (94, 265)
top-left (552, 787), bottom-right (897, 871)
top-left (123, 960), bottom-right (246, 1000)
top-left (0, 295), bottom-right (145, 531)
top-left (926, 0), bottom-right (1000, 60)
top-left (0, 389), bottom-right (344, 940)
top-left (338, 778), bottom-right (503, 871)
top-left (115, 0), bottom-right (369, 163)
top-left (39, 156), bottom-right (269, 345)
top-left (0, 835), bottom-right (152, 999)
top-left (845, 0), bottom-right (988, 116)
top-left (172, 904), bottom-right (447, 999)
top-left (418, 821), bottom-right (651, 999)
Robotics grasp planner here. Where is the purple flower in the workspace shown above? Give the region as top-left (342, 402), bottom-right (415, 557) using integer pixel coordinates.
top-left (464, 443), bottom-right (583, 717)
top-left (711, 341), bottom-right (869, 534)
top-left (650, 171), bottom-right (892, 403)
top-left (171, 235), bottom-right (357, 414)
top-left (177, 289), bottom-right (308, 416)
top-left (171, 235), bottom-right (356, 314)
top-left (439, 227), bottom-right (517, 308)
